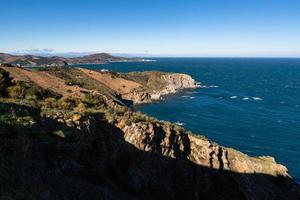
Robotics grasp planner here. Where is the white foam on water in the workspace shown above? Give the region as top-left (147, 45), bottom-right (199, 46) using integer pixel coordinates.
top-left (208, 85), bottom-right (219, 88)
top-left (252, 97), bottom-right (263, 101)
top-left (230, 96), bottom-right (238, 99)
top-left (243, 97), bottom-right (249, 100)
top-left (186, 91), bottom-right (199, 95)
top-left (181, 95), bottom-right (190, 98)
top-left (175, 122), bottom-right (185, 126)
top-left (190, 97), bottom-right (195, 99)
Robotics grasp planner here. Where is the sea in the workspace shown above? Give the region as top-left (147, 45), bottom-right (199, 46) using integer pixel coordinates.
top-left (77, 58), bottom-right (300, 182)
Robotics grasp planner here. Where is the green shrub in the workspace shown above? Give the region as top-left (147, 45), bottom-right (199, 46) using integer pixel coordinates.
top-left (0, 68), bottom-right (13, 97)
top-left (42, 97), bottom-right (58, 109)
top-left (58, 96), bottom-right (77, 110)
top-left (82, 93), bottom-right (105, 108)
top-left (130, 112), bottom-right (146, 123)
top-left (25, 85), bottom-right (58, 100)
top-left (1, 63), bottom-right (15, 67)
top-left (75, 102), bottom-right (87, 112)
top-left (7, 85), bottom-right (23, 99)
top-left (25, 85), bottom-right (42, 99)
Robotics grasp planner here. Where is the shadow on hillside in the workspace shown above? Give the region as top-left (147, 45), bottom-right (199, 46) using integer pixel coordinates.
top-left (0, 102), bottom-right (299, 200)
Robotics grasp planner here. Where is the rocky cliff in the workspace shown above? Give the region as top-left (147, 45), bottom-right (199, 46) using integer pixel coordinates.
top-left (122, 72), bottom-right (198, 103)
top-left (1, 104), bottom-right (299, 200)
top-left (0, 66), bottom-right (300, 200)
top-left (119, 120), bottom-right (289, 176)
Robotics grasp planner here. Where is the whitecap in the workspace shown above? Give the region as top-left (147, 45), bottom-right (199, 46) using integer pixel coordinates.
top-left (190, 97), bottom-right (195, 99)
top-left (181, 95), bottom-right (190, 98)
top-left (243, 97), bottom-right (249, 100)
top-left (252, 97), bottom-right (263, 101)
top-left (208, 85), bottom-right (219, 88)
top-left (186, 91), bottom-right (198, 94)
top-left (230, 96), bottom-right (238, 99)
top-left (175, 122), bottom-right (185, 126)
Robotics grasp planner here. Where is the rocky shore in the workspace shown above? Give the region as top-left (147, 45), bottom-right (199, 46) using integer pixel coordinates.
top-left (0, 66), bottom-right (300, 199)
top-left (122, 72), bottom-right (199, 104)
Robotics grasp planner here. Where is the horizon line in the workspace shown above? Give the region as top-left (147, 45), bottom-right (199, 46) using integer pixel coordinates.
top-left (2, 51), bottom-right (300, 59)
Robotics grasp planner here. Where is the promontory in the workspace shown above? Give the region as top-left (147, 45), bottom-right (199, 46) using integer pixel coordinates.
top-left (0, 64), bottom-right (299, 200)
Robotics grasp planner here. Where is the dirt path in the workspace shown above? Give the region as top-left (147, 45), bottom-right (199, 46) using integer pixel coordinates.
top-left (79, 68), bottom-right (141, 94)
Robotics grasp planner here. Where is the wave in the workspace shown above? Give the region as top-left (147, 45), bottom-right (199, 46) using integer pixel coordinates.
top-left (252, 97), bottom-right (263, 101)
top-left (208, 85), bottom-right (219, 88)
top-left (243, 97), bottom-right (250, 100)
top-left (175, 122), bottom-right (185, 126)
top-left (230, 96), bottom-right (238, 99)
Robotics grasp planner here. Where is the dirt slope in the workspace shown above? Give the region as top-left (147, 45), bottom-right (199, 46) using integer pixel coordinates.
top-left (79, 68), bottom-right (141, 94)
top-left (1, 67), bottom-right (91, 96)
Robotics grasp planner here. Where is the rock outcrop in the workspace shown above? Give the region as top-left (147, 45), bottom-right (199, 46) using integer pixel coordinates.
top-left (119, 121), bottom-right (289, 177)
top-left (122, 72), bottom-right (198, 104)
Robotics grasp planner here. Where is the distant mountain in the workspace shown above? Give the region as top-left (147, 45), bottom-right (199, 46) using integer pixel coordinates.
top-left (0, 52), bottom-right (144, 67)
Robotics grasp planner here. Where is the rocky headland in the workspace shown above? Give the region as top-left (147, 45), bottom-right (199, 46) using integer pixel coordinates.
top-left (0, 65), bottom-right (299, 200)
top-left (0, 52), bottom-right (145, 67)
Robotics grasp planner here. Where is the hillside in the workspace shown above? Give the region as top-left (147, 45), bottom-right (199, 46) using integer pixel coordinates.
top-left (0, 53), bottom-right (144, 67)
top-left (0, 66), bottom-right (300, 200)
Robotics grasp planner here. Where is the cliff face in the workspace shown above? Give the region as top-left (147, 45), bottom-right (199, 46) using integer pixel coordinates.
top-left (116, 120), bottom-right (299, 199)
top-left (1, 104), bottom-right (299, 200)
top-left (119, 121), bottom-right (288, 176)
top-left (149, 73), bottom-right (197, 100)
top-left (123, 72), bottom-right (198, 103)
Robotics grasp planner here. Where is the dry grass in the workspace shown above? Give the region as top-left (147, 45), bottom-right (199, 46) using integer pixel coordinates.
top-left (79, 68), bottom-right (142, 94)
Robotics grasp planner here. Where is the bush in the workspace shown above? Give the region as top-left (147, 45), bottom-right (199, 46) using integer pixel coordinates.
top-left (42, 97), bottom-right (58, 109)
top-left (7, 85), bottom-right (23, 99)
top-left (58, 96), bottom-right (78, 110)
top-left (75, 102), bottom-right (87, 112)
top-left (1, 63), bottom-right (14, 67)
top-left (25, 85), bottom-right (58, 100)
top-left (130, 113), bottom-right (146, 123)
top-left (82, 93), bottom-right (105, 108)
top-left (0, 68), bottom-right (12, 97)
top-left (25, 85), bottom-right (42, 99)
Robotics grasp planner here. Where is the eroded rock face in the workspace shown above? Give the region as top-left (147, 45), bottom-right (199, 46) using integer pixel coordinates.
top-left (149, 73), bottom-right (197, 100)
top-left (123, 73), bottom-right (197, 104)
top-left (1, 105), bottom-right (300, 200)
top-left (162, 73), bottom-right (197, 90)
top-left (123, 92), bottom-right (152, 104)
top-left (116, 120), bottom-right (300, 200)
top-left (119, 121), bottom-right (289, 177)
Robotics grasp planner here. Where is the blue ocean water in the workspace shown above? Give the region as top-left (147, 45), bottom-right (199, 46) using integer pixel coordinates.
top-left (78, 58), bottom-right (300, 182)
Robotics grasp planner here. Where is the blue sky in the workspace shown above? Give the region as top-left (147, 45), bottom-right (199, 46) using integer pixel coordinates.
top-left (1, 0), bottom-right (300, 57)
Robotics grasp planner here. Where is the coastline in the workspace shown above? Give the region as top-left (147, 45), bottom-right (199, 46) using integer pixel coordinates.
top-left (1, 65), bottom-right (299, 199)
